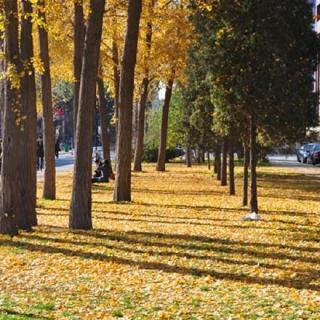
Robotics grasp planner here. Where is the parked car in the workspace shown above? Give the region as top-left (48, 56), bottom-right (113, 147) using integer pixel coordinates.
top-left (297, 143), bottom-right (315, 163)
top-left (309, 144), bottom-right (320, 166)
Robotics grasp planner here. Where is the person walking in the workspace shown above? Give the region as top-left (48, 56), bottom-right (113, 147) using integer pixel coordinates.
top-left (55, 140), bottom-right (60, 159)
top-left (37, 137), bottom-right (44, 171)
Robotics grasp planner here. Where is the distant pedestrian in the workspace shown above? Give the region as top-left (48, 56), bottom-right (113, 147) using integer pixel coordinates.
top-left (55, 140), bottom-right (60, 159)
top-left (37, 137), bottom-right (44, 171)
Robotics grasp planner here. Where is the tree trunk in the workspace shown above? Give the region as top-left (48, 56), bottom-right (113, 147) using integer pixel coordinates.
top-left (132, 100), bottom-right (139, 150)
top-left (242, 143), bottom-right (249, 206)
top-left (112, 39), bottom-right (120, 172)
top-left (221, 139), bottom-right (227, 186)
top-left (250, 114), bottom-right (258, 213)
top-left (0, 36), bottom-right (4, 138)
top-left (156, 78), bottom-right (174, 172)
top-left (69, 0), bottom-right (105, 230)
top-left (229, 139), bottom-right (235, 195)
top-left (207, 151), bottom-right (211, 170)
top-left (97, 76), bottom-right (111, 162)
top-left (19, 0), bottom-right (37, 228)
top-left (133, 78), bottom-right (149, 171)
top-left (196, 147), bottom-right (201, 164)
top-left (38, 0), bottom-right (56, 200)
top-left (73, 0), bottom-right (85, 146)
top-left (201, 149), bottom-right (205, 163)
top-left (112, 38), bottom-right (120, 128)
top-left (133, 7), bottom-right (153, 172)
top-left (0, 0), bottom-right (20, 235)
top-left (113, 0), bottom-right (142, 202)
top-left (186, 144), bottom-right (192, 167)
top-left (214, 146), bottom-right (221, 180)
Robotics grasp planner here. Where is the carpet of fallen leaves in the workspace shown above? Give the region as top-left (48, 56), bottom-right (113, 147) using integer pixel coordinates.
top-left (0, 163), bottom-right (320, 319)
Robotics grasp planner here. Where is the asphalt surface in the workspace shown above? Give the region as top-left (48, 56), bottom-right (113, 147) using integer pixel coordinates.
top-left (36, 148), bottom-right (115, 179)
top-left (36, 153), bottom-right (320, 179)
top-left (268, 155), bottom-right (320, 178)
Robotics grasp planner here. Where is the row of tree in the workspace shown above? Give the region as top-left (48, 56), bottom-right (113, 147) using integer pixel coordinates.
top-left (0, 0), bottom-right (190, 234)
top-left (0, 0), bottom-right (318, 234)
top-left (180, 0), bottom-right (319, 215)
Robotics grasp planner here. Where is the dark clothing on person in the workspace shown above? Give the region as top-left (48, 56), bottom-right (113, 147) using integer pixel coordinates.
top-left (37, 141), bottom-right (44, 170)
top-left (55, 142), bottom-right (60, 159)
top-left (92, 160), bottom-right (112, 183)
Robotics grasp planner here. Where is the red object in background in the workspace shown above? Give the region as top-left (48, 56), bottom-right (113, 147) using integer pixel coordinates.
top-left (54, 106), bottom-right (65, 116)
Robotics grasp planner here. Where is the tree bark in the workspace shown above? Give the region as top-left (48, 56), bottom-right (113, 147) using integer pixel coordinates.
top-left (112, 38), bottom-right (120, 172)
top-left (133, 15), bottom-right (153, 172)
top-left (242, 143), bottom-right (249, 206)
top-left (69, 0), bottom-right (105, 230)
top-left (221, 139), bottom-right (227, 186)
top-left (19, 0), bottom-right (37, 228)
top-left (201, 149), bottom-right (205, 163)
top-left (207, 151), bottom-right (211, 170)
top-left (186, 144), bottom-right (192, 167)
top-left (73, 0), bottom-right (85, 145)
top-left (113, 0), bottom-right (142, 202)
top-left (214, 146), bottom-right (221, 180)
top-left (228, 138), bottom-right (235, 195)
top-left (196, 147), bottom-right (201, 164)
top-left (133, 78), bottom-right (149, 171)
top-left (38, 0), bottom-right (56, 199)
top-left (97, 76), bottom-right (111, 162)
top-left (0, 36), bottom-right (4, 137)
top-left (156, 78), bottom-right (174, 172)
top-left (0, 0), bottom-right (20, 235)
top-left (250, 114), bottom-right (258, 213)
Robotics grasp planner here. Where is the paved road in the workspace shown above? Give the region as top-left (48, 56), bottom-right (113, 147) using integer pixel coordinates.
top-left (268, 155), bottom-right (320, 178)
top-left (37, 148), bottom-right (115, 179)
top-left (37, 152), bottom-right (320, 179)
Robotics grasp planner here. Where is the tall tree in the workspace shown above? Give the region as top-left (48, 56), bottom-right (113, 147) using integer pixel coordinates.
top-left (220, 139), bottom-right (227, 186)
top-left (249, 115), bottom-right (258, 212)
top-left (19, 0), bottom-right (37, 228)
top-left (214, 146), bottom-right (221, 181)
top-left (133, 0), bottom-right (155, 172)
top-left (97, 74), bottom-right (111, 162)
top-left (156, 76), bottom-right (174, 171)
top-left (190, 0), bottom-right (319, 215)
top-left (228, 138), bottom-right (235, 195)
top-left (73, 0), bottom-right (85, 144)
top-left (0, 25), bottom-right (4, 137)
top-left (113, 0), bottom-right (142, 202)
top-left (185, 143), bottom-right (192, 167)
top-left (38, 0), bottom-right (56, 199)
top-left (69, 0), bottom-right (105, 230)
top-left (242, 143), bottom-right (249, 206)
top-left (0, 0), bottom-right (21, 235)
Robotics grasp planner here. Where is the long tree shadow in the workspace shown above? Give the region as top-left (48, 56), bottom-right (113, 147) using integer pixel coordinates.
top-left (43, 200), bottom-right (317, 218)
top-left (131, 188), bottom-right (224, 196)
top-left (33, 227), bottom-right (320, 263)
top-left (0, 309), bottom-right (52, 319)
top-left (23, 233), bottom-right (320, 279)
top-left (37, 225), bottom-right (320, 257)
top-left (259, 193), bottom-right (320, 202)
top-left (36, 208), bottom-right (319, 232)
top-left (0, 238), bottom-right (319, 292)
top-left (37, 204), bottom-right (318, 219)
top-left (36, 211), bottom-right (317, 234)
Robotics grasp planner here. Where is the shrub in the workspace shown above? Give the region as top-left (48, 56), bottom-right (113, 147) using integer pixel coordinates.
top-left (142, 146), bottom-right (185, 163)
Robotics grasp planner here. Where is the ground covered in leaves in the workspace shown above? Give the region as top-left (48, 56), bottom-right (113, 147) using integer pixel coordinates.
top-left (0, 163), bottom-right (320, 319)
